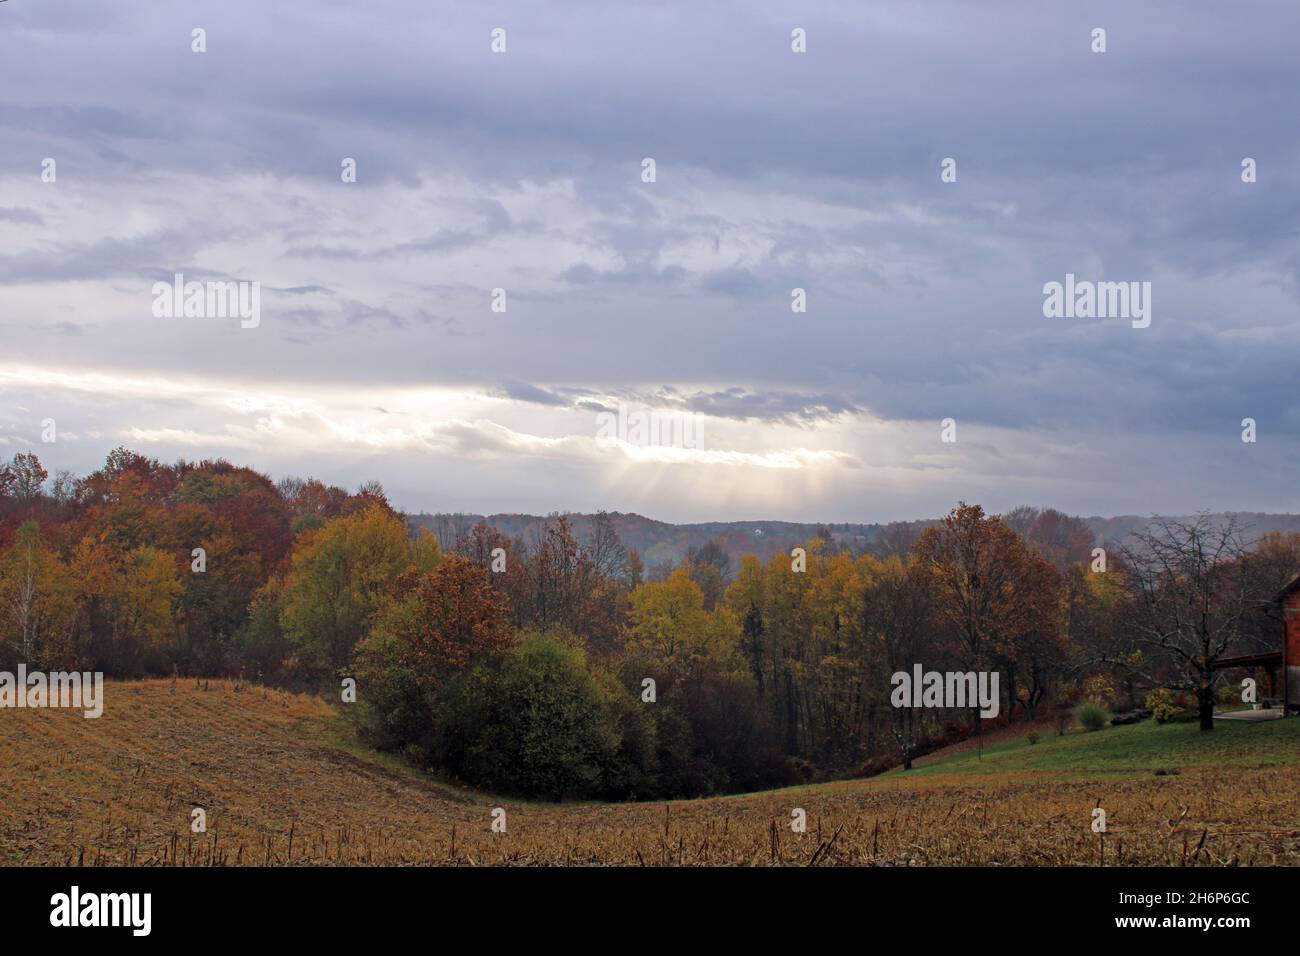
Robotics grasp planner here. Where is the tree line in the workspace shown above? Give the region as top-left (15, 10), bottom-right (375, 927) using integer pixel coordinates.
top-left (2, 448), bottom-right (1296, 799)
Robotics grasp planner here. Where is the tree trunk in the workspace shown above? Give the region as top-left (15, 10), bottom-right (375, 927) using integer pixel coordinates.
top-left (1197, 680), bottom-right (1215, 731)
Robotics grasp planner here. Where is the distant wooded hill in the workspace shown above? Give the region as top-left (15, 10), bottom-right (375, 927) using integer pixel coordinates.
top-left (407, 510), bottom-right (1300, 570)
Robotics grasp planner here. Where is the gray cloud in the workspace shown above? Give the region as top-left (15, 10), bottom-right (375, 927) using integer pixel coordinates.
top-left (0, 0), bottom-right (1296, 519)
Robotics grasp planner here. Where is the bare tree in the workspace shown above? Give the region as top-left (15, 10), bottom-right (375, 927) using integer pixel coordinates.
top-left (8, 528), bottom-right (39, 660)
top-left (50, 470), bottom-right (80, 507)
top-left (586, 511), bottom-right (627, 581)
top-left (1117, 515), bottom-right (1253, 731)
top-left (1001, 505), bottom-right (1041, 537)
top-left (428, 512), bottom-right (478, 552)
top-left (871, 521), bottom-right (927, 560)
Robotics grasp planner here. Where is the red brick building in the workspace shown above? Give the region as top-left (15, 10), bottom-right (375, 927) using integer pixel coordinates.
top-left (1277, 575), bottom-right (1300, 712)
top-left (1212, 575), bottom-right (1300, 713)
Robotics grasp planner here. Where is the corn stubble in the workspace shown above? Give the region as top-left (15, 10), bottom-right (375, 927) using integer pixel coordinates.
top-left (2, 681), bottom-right (1296, 867)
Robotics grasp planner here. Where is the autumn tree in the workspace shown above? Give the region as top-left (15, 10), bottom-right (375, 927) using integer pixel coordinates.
top-left (72, 538), bottom-right (180, 674)
top-left (1065, 561), bottom-right (1134, 707)
top-left (626, 567), bottom-right (737, 685)
top-left (63, 460), bottom-right (183, 673)
top-left (800, 547), bottom-right (872, 765)
top-left (382, 556), bottom-right (514, 689)
top-left (454, 523), bottom-right (528, 625)
top-left (1023, 508), bottom-right (1096, 573)
top-left (913, 505), bottom-right (1026, 667)
top-left (0, 521), bottom-right (79, 667)
top-left (754, 546), bottom-right (815, 754)
top-left (627, 567), bottom-right (775, 794)
top-left (351, 555), bottom-right (515, 765)
top-left (520, 516), bottom-right (623, 653)
top-left (279, 504), bottom-right (415, 680)
top-left (686, 539), bottom-right (732, 610)
top-left (7, 452), bottom-right (49, 503)
top-left (624, 548), bottom-right (644, 589)
top-left (726, 555), bottom-right (766, 695)
top-left (277, 476), bottom-right (350, 535)
top-left (865, 555), bottom-right (934, 769)
top-left (1002, 551), bottom-right (1067, 719)
top-left (912, 504), bottom-right (1055, 724)
top-left (173, 462), bottom-right (293, 574)
top-left (172, 505), bottom-right (261, 673)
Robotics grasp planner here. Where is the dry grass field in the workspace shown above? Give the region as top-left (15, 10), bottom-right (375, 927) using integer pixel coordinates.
top-left (2, 680), bottom-right (1297, 866)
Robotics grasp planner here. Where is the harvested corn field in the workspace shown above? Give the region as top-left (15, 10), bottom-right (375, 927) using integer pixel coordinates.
top-left (3, 680), bottom-right (1297, 866)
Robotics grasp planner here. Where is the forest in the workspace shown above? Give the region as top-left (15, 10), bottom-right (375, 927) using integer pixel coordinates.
top-left (1, 447), bottom-right (1296, 800)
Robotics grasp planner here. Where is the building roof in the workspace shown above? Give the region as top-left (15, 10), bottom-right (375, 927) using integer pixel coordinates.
top-left (1209, 651), bottom-right (1283, 670)
top-left (1275, 573), bottom-right (1300, 604)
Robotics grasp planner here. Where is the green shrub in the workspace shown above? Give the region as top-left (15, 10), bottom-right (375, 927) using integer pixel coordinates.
top-left (458, 631), bottom-right (623, 800)
top-left (1074, 700), bottom-right (1110, 732)
top-left (1026, 731), bottom-right (1040, 745)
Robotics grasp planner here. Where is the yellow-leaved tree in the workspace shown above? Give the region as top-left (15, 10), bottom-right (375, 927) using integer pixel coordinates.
top-left (280, 504), bottom-right (422, 680)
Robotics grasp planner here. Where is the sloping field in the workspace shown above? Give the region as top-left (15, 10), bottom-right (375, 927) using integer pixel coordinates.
top-left (2, 680), bottom-right (1297, 866)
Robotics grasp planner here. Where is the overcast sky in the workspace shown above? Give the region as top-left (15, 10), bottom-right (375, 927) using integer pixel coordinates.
top-left (1, 0), bottom-right (1296, 522)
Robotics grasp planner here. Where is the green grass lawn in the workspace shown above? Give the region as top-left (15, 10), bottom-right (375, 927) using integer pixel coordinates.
top-left (897, 716), bottom-right (1300, 779)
